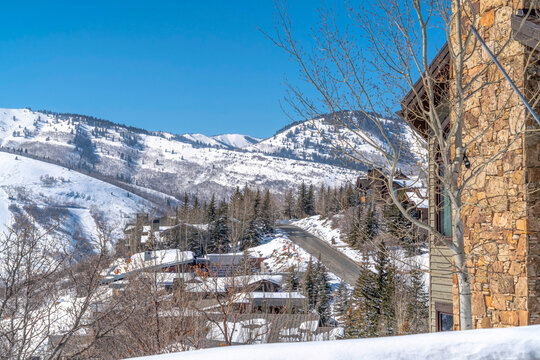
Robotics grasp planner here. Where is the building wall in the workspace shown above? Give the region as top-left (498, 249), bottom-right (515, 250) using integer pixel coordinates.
top-left (428, 137), bottom-right (454, 332)
top-left (525, 46), bottom-right (540, 325)
top-left (455, 0), bottom-right (539, 328)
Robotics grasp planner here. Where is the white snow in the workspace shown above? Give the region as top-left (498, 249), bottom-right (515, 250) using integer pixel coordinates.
top-left (212, 134), bottom-right (261, 149)
top-left (181, 133), bottom-right (226, 148)
top-left (290, 216), bottom-right (364, 264)
top-left (250, 231), bottom-right (342, 287)
top-left (0, 152), bottom-right (153, 243)
top-left (0, 108), bottom-right (360, 201)
top-left (102, 249), bottom-right (195, 281)
top-left (124, 325), bottom-right (540, 360)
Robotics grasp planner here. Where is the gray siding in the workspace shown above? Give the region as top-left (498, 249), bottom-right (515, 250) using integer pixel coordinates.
top-left (428, 137), bottom-right (453, 332)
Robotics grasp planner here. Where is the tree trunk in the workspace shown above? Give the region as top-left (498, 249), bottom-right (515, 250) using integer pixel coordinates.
top-left (452, 208), bottom-right (473, 330)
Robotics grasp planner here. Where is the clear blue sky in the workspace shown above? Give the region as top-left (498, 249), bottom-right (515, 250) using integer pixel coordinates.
top-left (0, 1), bottom-right (445, 138)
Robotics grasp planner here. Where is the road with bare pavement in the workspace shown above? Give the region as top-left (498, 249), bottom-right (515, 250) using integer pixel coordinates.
top-left (277, 223), bottom-right (361, 285)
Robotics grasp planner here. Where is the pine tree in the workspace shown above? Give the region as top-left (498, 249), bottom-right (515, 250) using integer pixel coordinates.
top-left (301, 257), bottom-right (317, 311)
top-left (240, 190), bottom-right (262, 250)
top-left (333, 281), bottom-right (350, 318)
top-left (305, 184), bottom-right (315, 216)
top-left (343, 306), bottom-right (362, 339)
top-left (345, 270), bottom-right (375, 338)
top-left (283, 189), bottom-right (295, 219)
top-left (284, 266), bottom-right (300, 291)
top-left (316, 184), bottom-right (327, 216)
top-left (347, 205), bottom-right (363, 247)
top-left (406, 267), bottom-right (428, 333)
top-left (359, 267), bottom-right (379, 337)
top-left (182, 192), bottom-right (189, 212)
top-left (374, 241), bottom-right (395, 336)
top-left (315, 261), bottom-right (332, 325)
top-left (363, 206), bottom-right (376, 244)
top-left (207, 194), bottom-right (216, 223)
top-left (296, 181), bottom-right (307, 218)
top-left (383, 204), bottom-right (417, 256)
top-left (260, 189), bottom-right (273, 233)
top-left (210, 200), bottom-right (229, 254)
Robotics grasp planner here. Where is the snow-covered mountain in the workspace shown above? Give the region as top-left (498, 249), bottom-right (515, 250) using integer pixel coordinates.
top-left (212, 134), bottom-right (261, 149)
top-left (0, 152), bottom-right (161, 246)
top-left (0, 108), bottom-right (425, 243)
top-left (0, 109), bottom-right (360, 203)
top-left (247, 111), bottom-right (425, 173)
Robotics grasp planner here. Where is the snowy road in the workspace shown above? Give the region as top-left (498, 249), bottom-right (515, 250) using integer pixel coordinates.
top-left (277, 223), bottom-right (361, 285)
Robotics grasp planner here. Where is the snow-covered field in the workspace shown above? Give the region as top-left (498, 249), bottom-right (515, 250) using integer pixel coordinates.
top-left (0, 152), bottom-right (154, 244)
top-left (125, 325), bottom-right (540, 360)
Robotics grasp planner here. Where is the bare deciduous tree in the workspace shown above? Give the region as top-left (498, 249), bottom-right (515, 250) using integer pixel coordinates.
top-left (266, 0), bottom-right (540, 330)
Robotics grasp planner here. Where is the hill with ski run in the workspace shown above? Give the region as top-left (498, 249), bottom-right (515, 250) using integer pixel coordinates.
top-left (0, 108), bottom-right (425, 242)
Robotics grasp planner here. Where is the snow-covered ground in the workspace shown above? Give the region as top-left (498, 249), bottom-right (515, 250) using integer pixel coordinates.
top-left (291, 216), bottom-right (364, 264)
top-left (125, 325), bottom-right (540, 360)
top-left (0, 152), bottom-right (154, 244)
top-left (290, 216), bottom-right (429, 274)
top-left (250, 230), bottom-right (342, 288)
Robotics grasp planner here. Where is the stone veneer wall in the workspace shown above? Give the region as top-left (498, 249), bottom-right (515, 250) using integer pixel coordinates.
top-left (454, 0), bottom-right (539, 328)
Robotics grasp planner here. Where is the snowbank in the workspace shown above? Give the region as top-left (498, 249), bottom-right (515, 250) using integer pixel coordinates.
top-left (126, 325), bottom-right (540, 360)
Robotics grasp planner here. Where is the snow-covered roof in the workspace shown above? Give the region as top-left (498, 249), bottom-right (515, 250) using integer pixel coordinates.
top-left (183, 274), bottom-right (284, 293)
top-left (405, 191), bottom-right (428, 209)
top-left (232, 291), bottom-right (306, 304)
top-left (154, 272), bottom-right (196, 286)
top-left (102, 250), bottom-right (195, 283)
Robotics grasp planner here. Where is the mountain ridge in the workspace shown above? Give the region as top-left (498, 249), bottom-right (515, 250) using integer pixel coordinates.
top-left (0, 108), bottom-right (362, 202)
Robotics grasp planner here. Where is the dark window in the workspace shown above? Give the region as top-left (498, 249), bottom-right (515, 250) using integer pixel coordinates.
top-left (435, 302), bottom-right (454, 332)
top-left (436, 166), bottom-right (452, 237)
top-left (438, 312), bottom-right (454, 331)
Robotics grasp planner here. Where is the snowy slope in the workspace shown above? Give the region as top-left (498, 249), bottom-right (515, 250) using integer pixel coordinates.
top-left (0, 152), bottom-right (155, 244)
top-left (0, 109), bottom-right (359, 201)
top-left (179, 133), bottom-right (227, 148)
top-left (126, 325), bottom-right (540, 360)
top-left (212, 134), bottom-right (261, 149)
top-left (247, 111), bottom-right (426, 175)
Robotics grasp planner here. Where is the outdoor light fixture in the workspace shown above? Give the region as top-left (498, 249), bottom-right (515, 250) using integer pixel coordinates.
top-left (463, 153), bottom-right (471, 169)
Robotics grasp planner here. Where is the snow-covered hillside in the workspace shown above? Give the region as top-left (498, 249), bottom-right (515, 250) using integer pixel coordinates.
top-left (247, 111), bottom-right (426, 174)
top-left (212, 134), bottom-right (261, 148)
top-left (0, 108), bottom-right (360, 200)
top-left (0, 152), bottom-right (155, 245)
top-left (126, 325), bottom-right (540, 360)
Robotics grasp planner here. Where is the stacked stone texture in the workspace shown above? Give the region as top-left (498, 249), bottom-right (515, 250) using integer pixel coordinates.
top-left (454, 0), bottom-right (539, 329)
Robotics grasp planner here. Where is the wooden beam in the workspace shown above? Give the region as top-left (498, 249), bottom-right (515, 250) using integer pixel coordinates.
top-left (511, 14), bottom-right (540, 49)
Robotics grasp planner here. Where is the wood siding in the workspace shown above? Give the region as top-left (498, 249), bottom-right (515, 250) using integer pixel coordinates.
top-left (428, 137), bottom-right (453, 332)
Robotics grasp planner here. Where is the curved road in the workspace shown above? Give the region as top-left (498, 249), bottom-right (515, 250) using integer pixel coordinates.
top-left (277, 223), bottom-right (361, 285)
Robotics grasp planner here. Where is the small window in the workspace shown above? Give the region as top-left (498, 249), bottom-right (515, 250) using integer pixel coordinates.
top-left (435, 302), bottom-right (453, 332)
top-left (437, 166), bottom-right (452, 237)
top-left (438, 312), bottom-right (454, 331)
top-left (439, 189), bottom-right (452, 236)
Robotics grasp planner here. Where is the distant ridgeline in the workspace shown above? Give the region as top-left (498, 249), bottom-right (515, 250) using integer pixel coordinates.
top-left (0, 108), bottom-right (422, 202)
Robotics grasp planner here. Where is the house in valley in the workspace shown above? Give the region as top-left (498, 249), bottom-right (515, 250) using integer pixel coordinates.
top-left (400, 1), bottom-right (540, 331)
